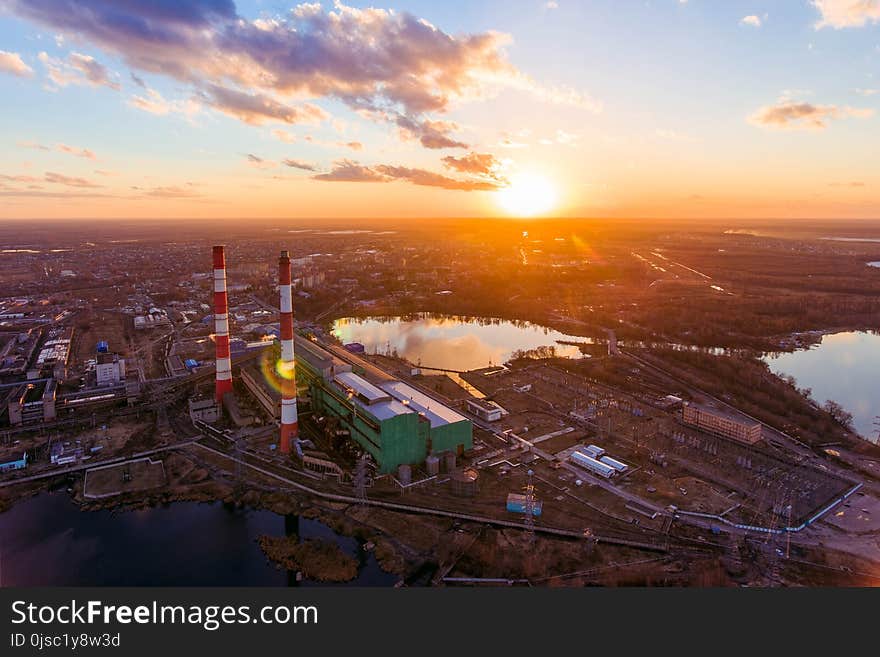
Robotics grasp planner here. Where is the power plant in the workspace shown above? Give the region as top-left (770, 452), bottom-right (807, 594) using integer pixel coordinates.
top-left (207, 246), bottom-right (473, 473)
top-left (0, 235), bottom-right (869, 588)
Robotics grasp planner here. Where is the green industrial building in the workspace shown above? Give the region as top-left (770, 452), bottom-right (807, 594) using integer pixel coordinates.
top-left (294, 336), bottom-right (472, 474)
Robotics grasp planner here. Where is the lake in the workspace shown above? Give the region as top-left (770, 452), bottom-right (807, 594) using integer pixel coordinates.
top-left (331, 314), bottom-right (590, 371)
top-left (0, 492), bottom-right (397, 586)
top-left (764, 331), bottom-right (880, 443)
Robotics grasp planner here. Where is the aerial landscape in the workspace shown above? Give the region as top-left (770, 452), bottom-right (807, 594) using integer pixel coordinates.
top-left (1, 0), bottom-right (880, 588)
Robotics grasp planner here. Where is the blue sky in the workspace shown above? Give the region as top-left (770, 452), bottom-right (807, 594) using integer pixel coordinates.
top-left (0, 1), bottom-right (878, 219)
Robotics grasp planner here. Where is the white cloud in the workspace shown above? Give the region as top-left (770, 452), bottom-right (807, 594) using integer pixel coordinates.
top-left (37, 51), bottom-right (120, 90)
top-left (812, 0), bottom-right (880, 28)
top-left (740, 15), bottom-right (763, 28)
top-left (128, 87), bottom-right (199, 118)
top-left (272, 129), bottom-right (297, 144)
top-left (8, 0), bottom-right (601, 147)
top-left (0, 50), bottom-right (33, 77)
top-left (555, 129), bottom-right (580, 145)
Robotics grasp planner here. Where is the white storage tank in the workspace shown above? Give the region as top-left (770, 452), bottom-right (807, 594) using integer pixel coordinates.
top-left (425, 455), bottom-right (441, 476)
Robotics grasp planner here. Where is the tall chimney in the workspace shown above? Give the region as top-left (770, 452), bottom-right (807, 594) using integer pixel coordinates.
top-left (213, 245), bottom-right (233, 402)
top-left (278, 249), bottom-right (298, 454)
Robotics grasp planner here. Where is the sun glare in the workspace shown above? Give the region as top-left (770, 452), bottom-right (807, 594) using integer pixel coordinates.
top-left (496, 173), bottom-right (559, 217)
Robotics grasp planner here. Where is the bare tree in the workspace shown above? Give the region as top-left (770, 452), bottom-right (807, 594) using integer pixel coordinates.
top-left (823, 400), bottom-right (854, 430)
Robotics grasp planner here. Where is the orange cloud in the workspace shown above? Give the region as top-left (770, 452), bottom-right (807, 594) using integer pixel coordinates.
top-left (749, 99), bottom-right (873, 130)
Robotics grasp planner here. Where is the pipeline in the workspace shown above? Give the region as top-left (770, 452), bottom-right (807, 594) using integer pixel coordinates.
top-left (192, 441), bottom-right (676, 553)
top-left (676, 482), bottom-right (863, 534)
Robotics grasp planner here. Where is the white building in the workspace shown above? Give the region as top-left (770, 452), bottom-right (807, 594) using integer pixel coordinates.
top-left (466, 398), bottom-right (506, 422)
top-left (96, 352), bottom-right (126, 386)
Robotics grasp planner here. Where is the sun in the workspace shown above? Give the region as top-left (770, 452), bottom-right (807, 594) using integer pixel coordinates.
top-left (496, 172), bottom-right (559, 217)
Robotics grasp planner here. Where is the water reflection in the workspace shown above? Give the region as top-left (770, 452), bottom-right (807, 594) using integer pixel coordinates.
top-left (764, 331), bottom-right (880, 443)
top-left (331, 314), bottom-right (728, 372)
top-left (332, 314), bottom-right (588, 371)
top-left (0, 492), bottom-right (396, 586)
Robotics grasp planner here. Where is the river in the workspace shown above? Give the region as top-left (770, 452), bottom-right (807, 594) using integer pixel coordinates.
top-left (764, 331), bottom-right (880, 443)
top-left (0, 492), bottom-right (397, 586)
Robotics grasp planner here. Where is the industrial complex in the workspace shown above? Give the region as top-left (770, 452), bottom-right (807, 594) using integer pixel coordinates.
top-left (0, 235), bottom-right (876, 588)
top-left (231, 329), bottom-right (473, 474)
top-left (205, 246), bottom-right (474, 475)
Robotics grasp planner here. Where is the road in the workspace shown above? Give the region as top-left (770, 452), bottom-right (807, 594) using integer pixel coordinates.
top-left (0, 437), bottom-right (198, 488)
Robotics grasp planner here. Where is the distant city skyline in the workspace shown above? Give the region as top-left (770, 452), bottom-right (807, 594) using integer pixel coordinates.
top-left (1, 0), bottom-right (879, 220)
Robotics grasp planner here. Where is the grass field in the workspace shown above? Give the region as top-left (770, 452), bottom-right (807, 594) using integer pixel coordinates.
top-left (83, 458), bottom-right (167, 499)
top-left (71, 311), bottom-right (132, 367)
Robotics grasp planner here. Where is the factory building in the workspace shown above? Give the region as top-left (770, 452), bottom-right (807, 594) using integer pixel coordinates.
top-left (570, 450), bottom-right (616, 478)
top-left (96, 352), bottom-right (126, 386)
top-left (241, 365), bottom-right (281, 420)
top-left (221, 391), bottom-right (254, 427)
top-left (7, 379), bottom-right (56, 425)
top-left (466, 398), bottom-right (505, 422)
top-left (0, 453), bottom-right (27, 472)
top-left (682, 402), bottom-right (762, 445)
top-left (133, 309), bottom-right (171, 330)
top-left (34, 327), bottom-right (72, 379)
top-left (292, 335), bottom-right (473, 474)
top-left (379, 380), bottom-right (472, 454)
top-left (50, 441), bottom-right (83, 466)
top-left (188, 396), bottom-right (220, 423)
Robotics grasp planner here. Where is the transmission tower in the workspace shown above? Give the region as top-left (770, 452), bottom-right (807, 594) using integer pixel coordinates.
top-left (354, 453), bottom-right (371, 504)
top-left (523, 469), bottom-right (536, 543)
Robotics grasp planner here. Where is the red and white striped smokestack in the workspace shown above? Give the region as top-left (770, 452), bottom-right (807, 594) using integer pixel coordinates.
top-left (278, 249), bottom-right (298, 454)
top-left (213, 245), bottom-right (233, 402)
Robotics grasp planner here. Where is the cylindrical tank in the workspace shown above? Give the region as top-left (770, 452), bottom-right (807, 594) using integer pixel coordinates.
top-left (398, 464), bottom-right (412, 486)
top-left (425, 455), bottom-right (440, 476)
top-left (450, 468), bottom-right (479, 497)
top-left (443, 451), bottom-right (456, 473)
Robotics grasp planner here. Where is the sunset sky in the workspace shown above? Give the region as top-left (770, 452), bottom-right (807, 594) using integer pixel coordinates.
top-left (1, 0), bottom-right (879, 220)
